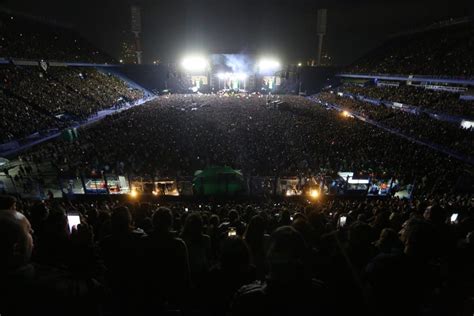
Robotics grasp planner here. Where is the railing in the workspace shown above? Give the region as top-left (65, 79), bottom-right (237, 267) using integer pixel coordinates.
top-left (336, 73), bottom-right (474, 86)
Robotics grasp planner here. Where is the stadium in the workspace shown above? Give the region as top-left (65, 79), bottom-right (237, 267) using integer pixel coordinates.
top-left (0, 2), bottom-right (473, 316)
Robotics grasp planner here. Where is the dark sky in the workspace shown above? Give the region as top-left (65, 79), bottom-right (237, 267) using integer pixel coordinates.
top-left (1, 0), bottom-right (472, 65)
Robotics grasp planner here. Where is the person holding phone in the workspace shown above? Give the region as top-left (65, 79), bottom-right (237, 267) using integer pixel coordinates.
top-left (0, 210), bottom-right (102, 316)
top-left (231, 227), bottom-right (328, 316)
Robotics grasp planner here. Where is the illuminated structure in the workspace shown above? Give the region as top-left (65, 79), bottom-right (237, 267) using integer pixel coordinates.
top-left (180, 53), bottom-right (283, 93)
top-left (315, 9), bottom-right (327, 66)
top-left (130, 5), bottom-right (143, 64)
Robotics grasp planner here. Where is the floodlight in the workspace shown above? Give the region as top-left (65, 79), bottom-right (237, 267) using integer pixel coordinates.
top-left (181, 56), bottom-right (208, 72)
top-left (309, 189), bottom-right (319, 199)
top-left (236, 72), bottom-right (248, 80)
top-left (258, 58), bottom-right (281, 71)
top-left (341, 110), bottom-right (353, 118)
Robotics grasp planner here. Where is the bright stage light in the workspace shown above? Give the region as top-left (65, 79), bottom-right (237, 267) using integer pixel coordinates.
top-left (181, 56), bottom-right (208, 72)
top-left (258, 58), bottom-right (281, 71)
top-left (309, 189), bottom-right (319, 199)
top-left (341, 110), bottom-right (353, 118)
top-left (217, 72), bottom-right (248, 80)
top-left (236, 72), bottom-right (248, 80)
top-left (129, 189), bottom-right (138, 198)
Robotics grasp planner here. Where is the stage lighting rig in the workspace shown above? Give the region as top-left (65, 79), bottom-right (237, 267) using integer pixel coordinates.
top-left (257, 58), bottom-right (281, 72)
top-left (181, 56), bottom-right (209, 72)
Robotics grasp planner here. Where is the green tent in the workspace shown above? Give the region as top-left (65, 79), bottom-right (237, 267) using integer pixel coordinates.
top-left (193, 166), bottom-right (244, 196)
top-left (61, 127), bottom-right (79, 142)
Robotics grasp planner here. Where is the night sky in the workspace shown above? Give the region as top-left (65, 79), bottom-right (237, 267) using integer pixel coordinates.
top-left (1, 0), bottom-right (472, 65)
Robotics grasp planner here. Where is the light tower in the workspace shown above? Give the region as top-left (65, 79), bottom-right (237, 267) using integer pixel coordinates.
top-left (130, 5), bottom-right (143, 64)
top-left (315, 9), bottom-right (327, 66)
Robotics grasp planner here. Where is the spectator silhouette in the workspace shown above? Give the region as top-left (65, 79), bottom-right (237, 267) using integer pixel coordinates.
top-left (141, 207), bottom-right (191, 313)
top-left (100, 206), bottom-right (144, 316)
top-left (244, 215), bottom-right (270, 280)
top-left (206, 236), bottom-right (256, 316)
top-left (231, 226), bottom-right (328, 316)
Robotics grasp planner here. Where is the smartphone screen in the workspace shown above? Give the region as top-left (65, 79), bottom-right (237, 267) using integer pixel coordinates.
top-left (228, 227), bottom-right (237, 237)
top-left (67, 214), bottom-right (81, 232)
top-left (185, 207), bottom-right (189, 212)
top-left (339, 216), bottom-right (347, 227)
top-left (450, 213), bottom-right (458, 224)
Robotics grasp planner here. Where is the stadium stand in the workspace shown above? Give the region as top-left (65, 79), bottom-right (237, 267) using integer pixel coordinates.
top-left (348, 19), bottom-right (474, 77)
top-left (317, 92), bottom-right (474, 158)
top-left (341, 84), bottom-right (474, 118)
top-left (0, 10), bottom-right (473, 316)
top-left (0, 10), bottom-right (113, 63)
top-left (0, 65), bottom-right (145, 142)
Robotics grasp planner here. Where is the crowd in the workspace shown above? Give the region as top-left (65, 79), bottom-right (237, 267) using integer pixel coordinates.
top-left (0, 89), bottom-right (64, 143)
top-left (348, 22), bottom-right (474, 77)
top-left (318, 92), bottom-right (474, 158)
top-left (342, 84), bottom-right (474, 118)
top-left (0, 192), bottom-right (473, 316)
top-left (0, 65), bottom-right (144, 143)
top-left (0, 12), bottom-right (114, 63)
top-left (20, 94), bottom-right (472, 196)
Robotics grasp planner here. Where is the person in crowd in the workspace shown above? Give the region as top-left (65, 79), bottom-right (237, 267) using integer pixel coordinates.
top-left (100, 206), bottom-right (145, 316)
top-left (0, 209), bottom-right (103, 316)
top-left (206, 236), bottom-right (256, 316)
top-left (0, 194), bottom-right (17, 211)
top-left (141, 207), bottom-right (191, 313)
top-left (180, 212), bottom-right (211, 286)
top-left (244, 215), bottom-right (270, 280)
top-left (219, 209), bottom-right (246, 237)
top-left (231, 226), bottom-right (328, 316)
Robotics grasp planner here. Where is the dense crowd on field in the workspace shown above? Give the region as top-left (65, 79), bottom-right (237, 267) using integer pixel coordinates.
top-left (19, 94), bottom-right (472, 197)
top-left (0, 65), bottom-right (144, 143)
top-left (0, 11), bottom-right (473, 316)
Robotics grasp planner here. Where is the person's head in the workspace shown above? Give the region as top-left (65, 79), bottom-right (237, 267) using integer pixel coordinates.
top-left (348, 221), bottom-right (373, 248)
top-left (292, 218), bottom-right (315, 246)
top-left (280, 210), bottom-right (291, 223)
top-left (423, 205), bottom-right (447, 225)
top-left (43, 210), bottom-right (68, 239)
top-left (375, 228), bottom-right (402, 253)
top-left (152, 207), bottom-right (173, 232)
top-left (267, 226), bottom-right (308, 282)
top-left (209, 214), bottom-right (220, 227)
top-left (29, 202), bottom-right (49, 225)
top-left (373, 210), bottom-right (390, 228)
top-left (402, 218), bottom-right (436, 260)
top-left (111, 206), bottom-right (132, 235)
top-left (220, 236), bottom-right (250, 271)
top-left (244, 215), bottom-right (265, 243)
top-left (0, 210), bottom-right (34, 270)
top-left (182, 212), bottom-right (203, 238)
top-left (0, 195), bottom-right (16, 211)
top-left (228, 209), bottom-right (239, 223)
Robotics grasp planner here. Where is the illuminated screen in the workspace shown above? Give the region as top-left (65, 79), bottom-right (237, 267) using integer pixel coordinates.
top-left (210, 54), bottom-right (255, 74)
top-left (368, 179), bottom-right (393, 196)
